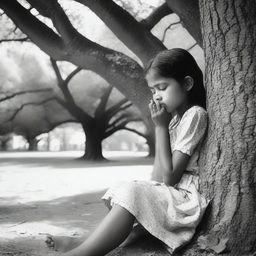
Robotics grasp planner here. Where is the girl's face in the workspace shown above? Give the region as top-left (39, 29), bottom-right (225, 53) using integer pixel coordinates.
top-left (145, 69), bottom-right (187, 113)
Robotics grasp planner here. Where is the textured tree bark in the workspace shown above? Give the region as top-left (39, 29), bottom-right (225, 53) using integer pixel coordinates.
top-left (197, 0), bottom-right (256, 254)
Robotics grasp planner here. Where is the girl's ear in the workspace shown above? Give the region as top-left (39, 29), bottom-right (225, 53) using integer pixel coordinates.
top-left (183, 76), bottom-right (194, 91)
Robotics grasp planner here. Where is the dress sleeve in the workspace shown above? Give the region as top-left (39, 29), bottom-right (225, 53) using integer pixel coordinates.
top-left (172, 107), bottom-right (208, 156)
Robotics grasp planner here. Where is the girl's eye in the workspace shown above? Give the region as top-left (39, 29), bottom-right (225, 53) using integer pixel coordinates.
top-left (158, 84), bottom-right (167, 90)
top-left (150, 84), bottom-right (166, 94)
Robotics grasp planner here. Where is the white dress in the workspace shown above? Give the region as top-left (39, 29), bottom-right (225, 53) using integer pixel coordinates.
top-left (101, 105), bottom-right (211, 254)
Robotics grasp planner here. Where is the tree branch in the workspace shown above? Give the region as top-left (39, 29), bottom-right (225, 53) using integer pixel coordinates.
top-left (108, 113), bottom-right (131, 128)
top-left (25, 0), bottom-right (52, 18)
top-left (104, 116), bottom-right (141, 138)
top-left (161, 21), bottom-right (181, 42)
top-left (47, 0), bottom-right (80, 44)
top-left (5, 97), bottom-right (61, 123)
top-left (45, 119), bottom-right (79, 133)
top-left (0, 37), bottom-right (29, 43)
top-left (50, 57), bottom-right (63, 83)
top-left (65, 67), bottom-right (82, 85)
top-left (187, 42), bottom-right (197, 51)
top-left (50, 57), bottom-right (90, 121)
top-left (140, 2), bottom-right (173, 30)
top-left (104, 98), bottom-right (132, 123)
top-left (116, 102), bottom-right (133, 113)
top-left (108, 115), bottom-right (141, 132)
top-left (94, 84), bottom-right (114, 117)
top-left (0, 0), bottom-right (152, 120)
top-left (165, 0), bottom-right (202, 46)
top-left (116, 116), bottom-right (142, 127)
top-left (0, 0), bottom-right (65, 59)
top-left (122, 126), bottom-right (146, 139)
top-left (74, 0), bottom-right (166, 64)
top-left (0, 88), bottom-right (53, 103)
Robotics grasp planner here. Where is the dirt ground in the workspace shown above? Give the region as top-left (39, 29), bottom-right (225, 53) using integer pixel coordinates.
top-left (0, 151), bottom-right (172, 256)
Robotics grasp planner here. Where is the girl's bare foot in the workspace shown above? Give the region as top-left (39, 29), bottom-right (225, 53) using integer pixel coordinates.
top-left (119, 223), bottom-right (151, 247)
top-left (45, 234), bottom-right (87, 252)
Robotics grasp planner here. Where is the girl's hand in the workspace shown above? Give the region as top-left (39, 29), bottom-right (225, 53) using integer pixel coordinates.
top-left (149, 99), bottom-right (172, 127)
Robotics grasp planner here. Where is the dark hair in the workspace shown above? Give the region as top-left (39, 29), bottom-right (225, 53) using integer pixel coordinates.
top-left (144, 48), bottom-right (206, 110)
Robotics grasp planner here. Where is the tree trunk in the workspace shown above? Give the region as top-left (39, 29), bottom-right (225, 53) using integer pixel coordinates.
top-left (146, 135), bottom-right (155, 157)
top-left (46, 133), bottom-right (51, 151)
top-left (27, 137), bottom-right (38, 151)
top-left (0, 137), bottom-right (10, 151)
top-left (197, 0), bottom-right (256, 254)
top-left (81, 125), bottom-right (105, 161)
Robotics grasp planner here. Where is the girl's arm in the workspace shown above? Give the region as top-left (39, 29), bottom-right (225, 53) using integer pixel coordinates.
top-left (151, 127), bottom-right (163, 183)
top-left (149, 99), bottom-right (191, 186)
top-left (153, 126), bottom-right (172, 183)
top-left (154, 126), bottom-right (190, 186)
top-left (154, 125), bottom-right (190, 186)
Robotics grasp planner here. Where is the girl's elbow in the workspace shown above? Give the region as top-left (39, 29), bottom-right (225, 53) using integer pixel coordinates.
top-left (163, 177), bottom-right (170, 186)
top-left (163, 177), bottom-right (175, 186)
top-left (163, 171), bottom-right (175, 186)
top-left (163, 171), bottom-right (180, 187)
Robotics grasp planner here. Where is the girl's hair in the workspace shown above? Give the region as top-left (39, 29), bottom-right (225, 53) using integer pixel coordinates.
top-left (144, 48), bottom-right (206, 110)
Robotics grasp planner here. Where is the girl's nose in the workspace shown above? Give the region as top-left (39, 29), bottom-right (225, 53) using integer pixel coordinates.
top-left (154, 94), bottom-right (162, 101)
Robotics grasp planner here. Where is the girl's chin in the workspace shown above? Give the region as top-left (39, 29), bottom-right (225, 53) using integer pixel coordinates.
top-left (165, 109), bottom-right (172, 114)
top-left (160, 104), bottom-right (172, 113)
top-left (162, 105), bottom-right (169, 112)
top-left (163, 105), bottom-right (172, 113)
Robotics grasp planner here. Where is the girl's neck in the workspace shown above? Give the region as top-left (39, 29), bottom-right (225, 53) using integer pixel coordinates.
top-left (172, 102), bottom-right (193, 120)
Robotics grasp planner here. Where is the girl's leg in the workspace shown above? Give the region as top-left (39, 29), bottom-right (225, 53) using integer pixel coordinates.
top-left (119, 222), bottom-right (152, 247)
top-left (63, 203), bottom-right (136, 256)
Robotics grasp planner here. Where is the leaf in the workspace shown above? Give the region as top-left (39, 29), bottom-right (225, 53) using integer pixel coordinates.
top-left (197, 234), bottom-right (218, 250)
top-left (210, 237), bottom-right (229, 254)
top-left (197, 234), bottom-right (229, 254)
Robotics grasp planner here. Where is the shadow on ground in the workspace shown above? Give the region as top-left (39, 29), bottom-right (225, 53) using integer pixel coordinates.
top-left (0, 189), bottom-right (171, 256)
top-left (0, 190), bottom-right (216, 256)
top-left (0, 154), bottom-right (216, 256)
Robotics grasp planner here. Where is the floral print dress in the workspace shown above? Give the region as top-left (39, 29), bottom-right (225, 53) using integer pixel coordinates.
top-left (101, 105), bottom-right (211, 254)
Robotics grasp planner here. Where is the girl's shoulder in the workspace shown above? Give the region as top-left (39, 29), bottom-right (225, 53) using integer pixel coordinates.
top-left (183, 105), bottom-right (207, 118)
top-left (186, 105), bottom-right (207, 114)
top-left (169, 105), bottom-right (207, 131)
top-left (180, 105), bottom-right (208, 125)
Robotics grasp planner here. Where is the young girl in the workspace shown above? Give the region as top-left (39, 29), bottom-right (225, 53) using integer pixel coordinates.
top-left (46, 48), bottom-right (211, 255)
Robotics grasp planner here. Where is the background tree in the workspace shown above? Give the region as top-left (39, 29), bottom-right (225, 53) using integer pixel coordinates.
top-left (50, 57), bottom-right (147, 160)
top-left (0, 45), bottom-right (150, 158)
top-left (0, 0), bottom-right (203, 158)
top-left (0, 0), bottom-right (201, 146)
top-left (0, 46), bottom-right (76, 150)
top-left (0, 134), bottom-right (12, 151)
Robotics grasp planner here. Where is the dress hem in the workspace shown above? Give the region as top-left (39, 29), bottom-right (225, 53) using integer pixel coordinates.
top-left (101, 196), bottom-right (191, 255)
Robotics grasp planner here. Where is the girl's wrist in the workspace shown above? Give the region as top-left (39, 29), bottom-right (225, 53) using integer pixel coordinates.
top-left (155, 124), bottom-right (168, 130)
top-left (155, 125), bottom-right (169, 135)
